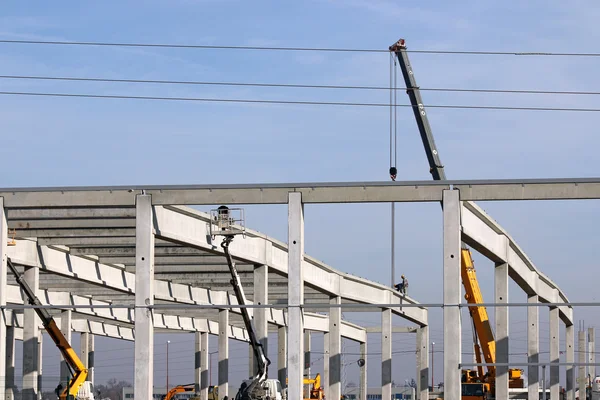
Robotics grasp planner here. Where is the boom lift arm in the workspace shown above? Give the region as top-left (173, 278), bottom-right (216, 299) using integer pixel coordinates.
top-left (7, 258), bottom-right (89, 400)
top-left (389, 38), bottom-right (514, 385)
top-left (221, 234), bottom-right (271, 397)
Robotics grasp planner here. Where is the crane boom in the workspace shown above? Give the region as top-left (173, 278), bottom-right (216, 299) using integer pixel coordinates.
top-left (7, 258), bottom-right (88, 400)
top-left (221, 235), bottom-right (270, 396)
top-left (390, 38), bottom-right (508, 384)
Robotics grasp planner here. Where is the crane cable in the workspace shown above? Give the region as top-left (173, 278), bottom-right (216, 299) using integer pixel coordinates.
top-left (389, 53), bottom-right (398, 288)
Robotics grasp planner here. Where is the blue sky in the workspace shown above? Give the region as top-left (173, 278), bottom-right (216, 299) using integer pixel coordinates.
top-left (2, 0), bottom-right (600, 394)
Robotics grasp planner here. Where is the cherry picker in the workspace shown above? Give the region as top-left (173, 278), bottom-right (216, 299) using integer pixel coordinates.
top-left (7, 258), bottom-right (98, 400)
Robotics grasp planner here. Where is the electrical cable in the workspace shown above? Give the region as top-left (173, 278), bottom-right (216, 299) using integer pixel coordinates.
top-left (2, 74), bottom-right (600, 96)
top-left (2, 39), bottom-right (600, 57)
top-left (3, 90), bottom-right (600, 112)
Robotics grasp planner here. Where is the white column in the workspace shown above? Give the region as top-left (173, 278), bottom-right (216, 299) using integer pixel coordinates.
top-left (218, 309), bottom-right (229, 398)
top-left (253, 263), bottom-right (268, 376)
top-left (382, 308), bottom-right (392, 400)
top-left (23, 266), bottom-right (40, 400)
top-left (528, 295), bottom-right (539, 400)
top-left (566, 324), bottom-right (574, 400)
top-left (579, 330), bottom-right (586, 400)
top-left (197, 332), bottom-right (209, 400)
top-left (495, 261), bottom-right (509, 400)
top-left (278, 326), bottom-right (287, 388)
top-left (134, 194), bottom-right (155, 400)
top-left (417, 326), bottom-right (429, 400)
top-left (549, 307), bottom-right (560, 400)
top-left (60, 311), bottom-right (72, 388)
top-left (0, 198), bottom-right (8, 400)
top-left (287, 192), bottom-right (304, 400)
top-left (588, 328), bottom-right (596, 383)
top-left (359, 341), bottom-right (367, 400)
top-left (324, 332), bottom-right (330, 399)
top-left (6, 325), bottom-right (15, 400)
top-left (329, 297), bottom-right (342, 400)
top-left (443, 189), bottom-right (462, 400)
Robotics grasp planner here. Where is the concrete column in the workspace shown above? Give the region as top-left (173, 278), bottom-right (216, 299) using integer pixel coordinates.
top-left (253, 263), bottom-right (269, 376)
top-left (87, 335), bottom-right (95, 384)
top-left (417, 326), bottom-right (429, 400)
top-left (588, 327), bottom-right (596, 382)
top-left (196, 332), bottom-right (209, 399)
top-left (324, 332), bottom-right (330, 399)
top-left (304, 331), bottom-right (311, 378)
top-left (23, 266), bottom-right (40, 400)
top-left (359, 342), bottom-right (367, 400)
top-left (566, 324), bottom-right (574, 400)
top-left (549, 307), bottom-right (560, 400)
top-left (287, 192), bottom-right (304, 400)
top-left (329, 297), bottom-right (342, 400)
top-left (0, 198), bottom-right (8, 400)
top-left (495, 261), bottom-right (509, 400)
top-left (528, 295), bottom-right (540, 400)
top-left (579, 330), bottom-right (586, 400)
top-left (60, 311), bottom-right (72, 388)
top-left (37, 335), bottom-right (42, 400)
top-left (278, 326), bottom-right (287, 388)
top-left (6, 325), bottom-right (15, 400)
top-left (134, 194), bottom-right (155, 400)
top-left (382, 308), bottom-right (392, 400)
top-left (443, 189), bottom-right (462, 400)
top-left (218, 309), bottom-right (229, 398)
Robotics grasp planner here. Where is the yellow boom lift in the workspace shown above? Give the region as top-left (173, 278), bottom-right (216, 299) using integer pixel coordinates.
top-left (389, 38), bottom-right (524, 399)
top-left (7, 258), bottom-right (97, 400)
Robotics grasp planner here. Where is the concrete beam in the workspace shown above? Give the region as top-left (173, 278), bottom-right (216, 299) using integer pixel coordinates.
top-left (7, 240), bottom-right (286, 328)
top-left (4, 178), bottom-right (600, 207)
top-left (461, 201), bottom-right (573, 325)
top-left (152, 206), bottom-right (427, 325)
top-left (443, 190), bottom-right (461, 400)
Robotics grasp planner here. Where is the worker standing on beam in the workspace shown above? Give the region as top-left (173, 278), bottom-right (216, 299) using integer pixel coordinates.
top-left (394, 275), bottom-right (408, 295)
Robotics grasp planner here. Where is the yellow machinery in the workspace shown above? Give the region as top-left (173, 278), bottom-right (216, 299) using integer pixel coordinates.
top-left (8, 258), bottom-right (96, 400)
top-left (163, 384), bottom-right (195, 400)
top-left (286, 373), bottom-right (325, 399)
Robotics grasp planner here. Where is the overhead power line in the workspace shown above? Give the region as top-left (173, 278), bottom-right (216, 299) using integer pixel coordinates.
top-left (2, 74), bottom-right (599, 96)
top-left (2, 39), bottom-right (600, 57)
top-left (4, 74), bottom-right (600, 96)
top-left (2, 90), bottom-right (600, 112)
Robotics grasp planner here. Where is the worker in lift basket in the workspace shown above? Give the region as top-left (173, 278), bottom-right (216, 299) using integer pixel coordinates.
top-left (394, 275), bottom-right (408, 295)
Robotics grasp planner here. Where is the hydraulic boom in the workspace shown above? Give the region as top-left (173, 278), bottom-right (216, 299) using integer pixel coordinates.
top-left (7, 258), bottom-right (90, 400)
top-left (221, 234), bottom-right (271, 397)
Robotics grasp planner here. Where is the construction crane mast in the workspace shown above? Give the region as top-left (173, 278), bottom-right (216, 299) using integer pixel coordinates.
top-left (7, 258), bottom-right (95, 400)
top-left (389, 38), bottom-right (523, 396)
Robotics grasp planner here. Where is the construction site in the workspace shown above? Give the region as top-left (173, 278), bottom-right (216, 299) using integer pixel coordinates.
top-left (1, 12), bottom-right (599, 400)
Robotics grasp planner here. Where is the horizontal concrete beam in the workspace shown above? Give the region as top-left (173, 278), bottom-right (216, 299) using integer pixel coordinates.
top-left (154, 206), bottom-right (427, 326)
top-left (1, 178), bottom-right (599, 207)
top-left (365, 326), bottom-right (418, 333)
top-left (7, 240), bottom-right (287, 327)
top-left (461, 201), bottom-right (573, 325)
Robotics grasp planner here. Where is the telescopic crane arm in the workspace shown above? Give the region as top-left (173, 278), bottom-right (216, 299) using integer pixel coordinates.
top-left (7, 258), bottom-right (88, 400)
top-left (221, 235), bottom-right (271, 395)
top-left (389, 38), bottom-right (498, 379)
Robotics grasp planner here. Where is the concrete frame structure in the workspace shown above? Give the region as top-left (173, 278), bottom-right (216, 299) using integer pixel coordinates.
top-left (0, 178), bottom-right (590, 400)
